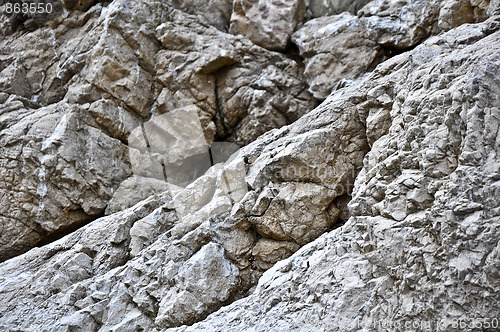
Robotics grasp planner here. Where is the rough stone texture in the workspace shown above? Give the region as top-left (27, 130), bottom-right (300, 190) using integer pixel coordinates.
top-left (0, 2), bottom-right (376, 325)
top-left (0, 161), bottom-right (243, 330)
top-left (229, 0), bottom-right (307, 51)
top-left (293, 0), bottom-right (446, 100)
top-left (292, 13), bottom-right (387, 100)
top-left (0, 89), bottom-right (363, 328)
top-left (0, 0), bottom-right (65, 35)
top-left (104, 175), bottom-right (171, 215)
top-left (0, 5), bottom-right (379, 324)
top-left (308, 0), bottom-right (372, 17)
top-left (248, 182), bottom-right (338, 245)
top-left (165, 16), bottom-right (500, 332)
top-left (490, 0), bottom-right (500, 14)
top-left (439, 0), bottom-right (490, 30)
top-left (154, 10), bottom-right (317, 145)
top-left (168, 0), bottom-right (234, 31)
top-left (0, 100), bottom-right (131, 261)
top-left (0, 0), bottom-right (316, 259)
top-left (0, 0), bottom-right (499, 331)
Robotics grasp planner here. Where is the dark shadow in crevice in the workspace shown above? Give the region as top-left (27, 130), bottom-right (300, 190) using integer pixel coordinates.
top-left (282, 41), bottom-right (306, 70)
top-left (36, 208), bottom-right (104, 247)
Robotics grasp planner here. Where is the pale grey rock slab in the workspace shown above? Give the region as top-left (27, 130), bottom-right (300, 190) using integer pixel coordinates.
top-left (166, 15), bottom-right (500, 332)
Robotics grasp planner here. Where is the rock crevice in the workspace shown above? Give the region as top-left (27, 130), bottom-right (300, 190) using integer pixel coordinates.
top-left (0, 0), bottom-right (499, 330)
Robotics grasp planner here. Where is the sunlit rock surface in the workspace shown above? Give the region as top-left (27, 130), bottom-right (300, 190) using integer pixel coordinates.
top-left (0, 0), bottom-right (499, 330)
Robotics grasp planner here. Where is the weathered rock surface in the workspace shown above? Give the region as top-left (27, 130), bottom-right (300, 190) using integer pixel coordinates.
top-left (308, 0), bottom-right (372, 17)
top-left (438, 0), bottom-right (490, 30)
top-left (168, 0), bottom-right (234, 31)
top-left (154, 10), bottom-right (316, 145)
top-left (166, 15), bottom-right (500, 332)
top-left (0, 100), bottom-right (131, 261)
top-left (0, 1), bottom-right (374, 326)
top-left (0, 50), bottom-right (366, 327)
top-left (292, 13), bottom-right (387, 100)
top-left (293, 0), bottom-right (447, 100)
top-left (227, 0), bottom-right (376, 50)
top-left (104, 175), bottom-right (171, 215)
top-left (229, 0), bottom-right (307, 51)
top-left (0, 0), bottom-right (499, 331)
top-left (293, 0), bottom-right (499, 100)
top-left (0, 0), bottom-right (316, 259)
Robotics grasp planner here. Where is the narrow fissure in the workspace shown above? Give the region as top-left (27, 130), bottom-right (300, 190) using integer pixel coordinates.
top-left (36, 208), bottom-right (104, 247)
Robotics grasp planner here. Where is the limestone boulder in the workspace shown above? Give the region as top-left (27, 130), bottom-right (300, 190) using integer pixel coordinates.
top-left (292, 13), bottom-right (387, 99)
top-left (155, 243), bottom-right (240, 327)
top-left (252, 238), bottom-right (300, 270)
top-left (0, 100), bottom-right (131, 261)
top-left (308, 0), bottom-right (372, 17)
top-left (229, 0), bottom-right (307, 51)
top-left (293, 0), bottom-right (444, 100)
top-left (167, 15), bottom-right (500, 332)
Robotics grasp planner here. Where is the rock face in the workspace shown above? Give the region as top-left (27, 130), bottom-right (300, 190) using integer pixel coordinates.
top-left (228, 0), bottom-right (374, 50)
top-left (104, 175), bottom-right (171, 215)
top-left (0, 0), bottom-right (315, 260)
top-left (166, 15), bottom-right (500, 332)
top-left (293, 0), bottom-right (446, 100)
top-left (438, 0), bottom-right (490, 30)
top-left (0, 44), bottom-right (367, 328)
top-left (168, 0), bottom-right (234, 31)
top-left (308, 0), bottom-right (372, 17)
top-left (0, 0), bottom-right (499, 331)
top-left (229, 0), bottom-right (307, 51)
top-left (294, 0), bottom-right (499, 101)
top-left (0, 100), bottom-right (131, 261)
top-left (154, 10), bottom-right (316, 145)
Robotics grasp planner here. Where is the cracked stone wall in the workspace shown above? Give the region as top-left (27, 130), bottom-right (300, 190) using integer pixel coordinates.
top-left (0, 0), bottom-right (317, 261)
top-left (0, 0), bottom-right (499, 331)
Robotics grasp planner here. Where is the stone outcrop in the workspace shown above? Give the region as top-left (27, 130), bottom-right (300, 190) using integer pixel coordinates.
top-left (229, 0), bottom-right (307, 51)
top-left (104, 175), bottom-right (170, 215)
top-left (154, 10), bottom-right (316, 145)
top-left (308, 0), bottom-right (372, 17)
top-left (0, 0), bottom-right (499, 331)
top-left (0, 99), bottom-right (131, 261)
top-left (438, 0), bottom-right (490, 30)
top-left (292, 0), bottom-right (445, 100)
top-left (227, 0), bottom-right (374, 51)
top-left (293, 0), bottom-right (499, 101)
top-left (0, 0), bottom-right (315, 260)
top-left (0, 41), bottom-right (368, 328)
top-left (166, 14), bottom-right (500, 332)
top-left (168, 0), bottom-right (234, 31)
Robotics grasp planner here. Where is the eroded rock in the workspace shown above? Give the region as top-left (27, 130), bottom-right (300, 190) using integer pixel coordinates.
top-left (155, 10), bottom-right (316, 145)
top-left (229, 0), bottom-right (307, 51)
top-left (0, 101), bottom-right (131, 261)
top-left (0, 0), bottom-right (499, 331)
top-left (308, 0), bottom-right (372, 17)
top-left (0, 0), bottom-right (317, 259)
top-left (167, 15), bottom-right (500, 332)
top-left (293, 0), bottom-right (444, 99)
